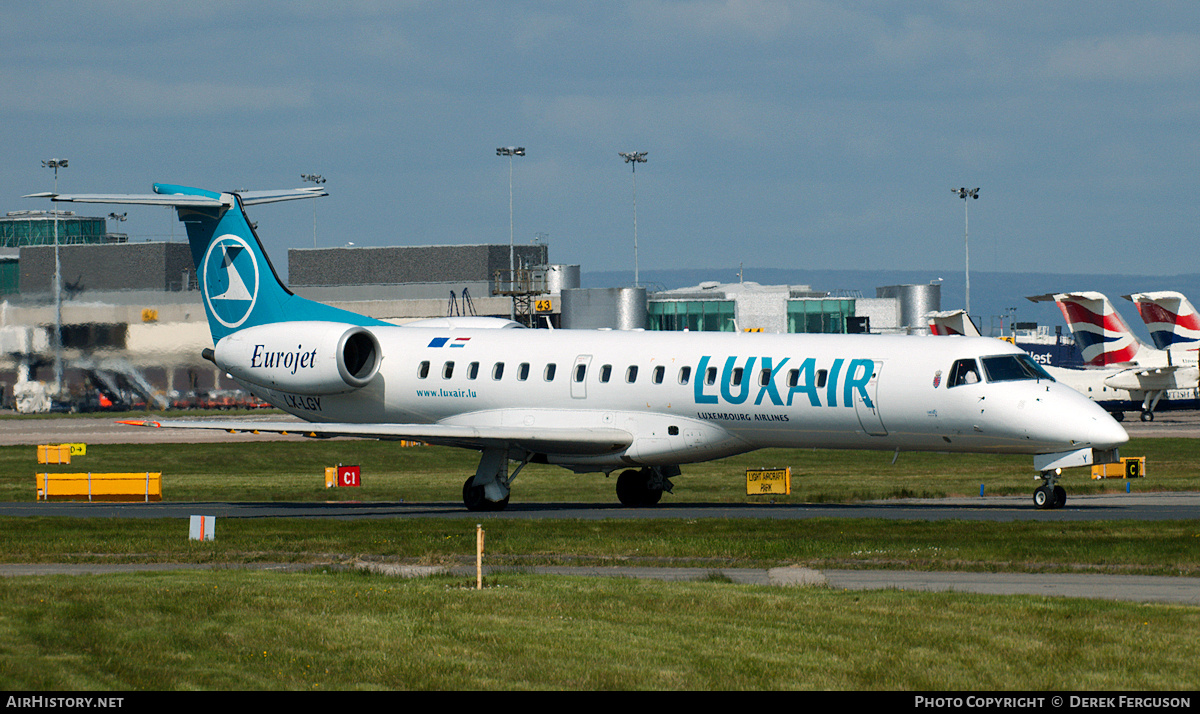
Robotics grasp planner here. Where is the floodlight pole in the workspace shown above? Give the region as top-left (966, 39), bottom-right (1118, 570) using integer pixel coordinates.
top-left (619, 152), bottom-right (647, 287)
top-left (496, 147), bottom-right (525, 319)
top-left (42, 159), bottom-right (68, 398)
top-left (953, 187), bottom-right (979, 317)
top-left (301, 174), bottom-right (325, 248)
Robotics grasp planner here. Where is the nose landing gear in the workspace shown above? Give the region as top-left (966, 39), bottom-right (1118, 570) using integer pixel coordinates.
top-left (1033, 470), bottom-right (1067, 510)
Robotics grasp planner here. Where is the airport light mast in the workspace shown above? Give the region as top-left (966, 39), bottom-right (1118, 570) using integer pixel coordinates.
top-left (496, 147), bottom-right (525, 321)
top-left (953, 187), bottom-right (979, 317)
top-left (42, 158), bottom-right (68, 398)
top-left (301, 173), bottom-right (325, 248)
top-left (619, 151), bottom-right (647, 288)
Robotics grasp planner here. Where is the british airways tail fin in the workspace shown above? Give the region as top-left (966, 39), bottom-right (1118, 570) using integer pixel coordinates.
top-left (926, 309), bottom-right (981, 337)
top-left (1126, 291), bottom-right (1200, 350)
top-left (1027, 292), bottom-right (1141, 366)
top-left (26, 184), bottom-right (388, 342)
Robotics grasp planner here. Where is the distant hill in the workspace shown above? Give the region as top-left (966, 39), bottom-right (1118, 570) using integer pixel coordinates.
top-left (582, 268), bottom-right (1200, 340)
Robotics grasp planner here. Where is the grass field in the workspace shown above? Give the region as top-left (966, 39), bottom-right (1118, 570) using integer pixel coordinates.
top-left (2, 569), bottom-right (1198, 690)
top-left (3, 516), bottom-right (1200, 576)
top-left (3, 426), bottom-right (1199, 690)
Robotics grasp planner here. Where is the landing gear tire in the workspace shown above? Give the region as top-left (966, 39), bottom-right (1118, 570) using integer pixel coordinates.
top-left (616, 469), bottom-right (663, 507)
top-left (1033, 483), bottom-right (1067, 510)
top-left (1140, 411), bottom-right (1154, 422)
top-left (462, 476), bottom-right (509, 512)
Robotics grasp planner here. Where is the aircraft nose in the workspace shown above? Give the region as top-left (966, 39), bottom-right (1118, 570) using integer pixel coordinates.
top-left (1028, 385), bottom-right (1129, 451)
top-left (1058, 391), bottom-right (1129, 450)
top-left (1087, 410), bottom-right (1129, 451)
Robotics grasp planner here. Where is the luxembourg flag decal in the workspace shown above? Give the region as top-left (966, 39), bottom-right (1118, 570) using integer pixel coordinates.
top-left (428, 337), bottom-right (472, 348)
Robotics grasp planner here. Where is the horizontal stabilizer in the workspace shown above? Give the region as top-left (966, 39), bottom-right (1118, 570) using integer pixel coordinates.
top-left (23, 191), bottom-right (225, 207)
top-left (24, 185), bottom-right (327, 208)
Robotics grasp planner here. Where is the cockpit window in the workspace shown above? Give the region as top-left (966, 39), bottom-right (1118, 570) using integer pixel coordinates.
top-left (981, 354), bottom-right (1055, 383)
top-left (948, 358), bottom-right (981, 387)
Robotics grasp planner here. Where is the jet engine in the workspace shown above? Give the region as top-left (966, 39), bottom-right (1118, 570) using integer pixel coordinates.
top-left (211, 321), bottom-right (381, 394)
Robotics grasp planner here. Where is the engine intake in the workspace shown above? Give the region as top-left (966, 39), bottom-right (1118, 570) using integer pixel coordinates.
top-left (214, 322), bottom-right (381, 395)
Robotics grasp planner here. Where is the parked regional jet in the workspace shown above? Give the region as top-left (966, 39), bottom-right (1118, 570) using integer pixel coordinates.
top-left (29, 185), bottom-right (1127, 510)
top-left (1027, 292), bottom-right (1200, 421)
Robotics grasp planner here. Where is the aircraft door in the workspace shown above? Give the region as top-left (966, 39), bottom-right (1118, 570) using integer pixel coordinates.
top-left (853, 360), bottom-right (888, 436)
top-left (571, 355), bottom-right (592, 399)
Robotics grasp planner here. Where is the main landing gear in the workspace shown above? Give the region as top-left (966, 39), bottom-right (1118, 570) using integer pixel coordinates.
top-left (1033, 470), bottom-right (1067, 510)
top-left (615, 467), bottom-right (676, 507)
top-left (462, 447), bottom-right (527, 512)
top-left (459, 448), bottom-right (680, 511)
top-left (1140, 391), bottom-right (1163, 422)
top-left (463, 475), bottom-right (509, 512)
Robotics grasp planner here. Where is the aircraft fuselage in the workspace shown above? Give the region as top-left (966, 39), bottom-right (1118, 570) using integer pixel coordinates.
top-left (235, 327), bottom-right (1126, 471)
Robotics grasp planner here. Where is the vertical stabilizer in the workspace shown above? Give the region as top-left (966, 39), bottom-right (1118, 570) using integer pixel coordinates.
top-left (1127, 291), bottom-right (1200, 350)
top-left (155, 184), bottom-right (389, 342)
top-left (926, 310), bottom-right (981, 337)
top-left (28, 184), bottom-right (388, 343)
top-left (1048, 292), bottom-right (1141, 366)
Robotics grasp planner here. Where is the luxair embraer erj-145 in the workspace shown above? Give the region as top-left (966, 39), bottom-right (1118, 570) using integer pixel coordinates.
top-left (28, 184), bottom-right (1128, 511)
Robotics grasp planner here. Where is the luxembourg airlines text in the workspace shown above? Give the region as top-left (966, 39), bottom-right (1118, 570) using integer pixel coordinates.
top-left (693, 356), bottom-right (876, 409)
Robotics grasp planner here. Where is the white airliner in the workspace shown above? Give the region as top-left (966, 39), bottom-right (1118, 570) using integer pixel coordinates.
top-left (28, 185), bottom-right (1127, 510)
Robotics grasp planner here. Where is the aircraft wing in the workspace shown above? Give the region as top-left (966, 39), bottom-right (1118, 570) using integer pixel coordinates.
top-left (118, 419), bottom-right (633, 456)
top-left (1103, 364), bottom-right (1200, 392)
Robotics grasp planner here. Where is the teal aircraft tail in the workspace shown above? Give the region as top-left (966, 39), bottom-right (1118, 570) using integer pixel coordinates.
top-left (29, 184), bottom-right (388, 343)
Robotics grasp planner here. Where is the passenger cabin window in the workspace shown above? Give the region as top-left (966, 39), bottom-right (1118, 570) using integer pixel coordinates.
top-left (574, 364), bottom-right (586, 383)
top-left (948, 358), bottom-right (981, 387)
top-left (731, 367), bottom-right (744, 386)
top-left (652, 366), bottom-right (665, 384)
top-left (678, 366), bottom-right (691, 385)
top-left (442, 361), bottom-right (454, 379)
top-left (816, 369), bottom-right (828, 388)
top-left (786, 369), bottom-right (799, 388)
top-left (467, 362), bottom-right (479, 380)
top-left (492, 362), bottom-right (504, 380)
top-left (600, 364), bottom-right (612, 383)
top-left (981, 354), bottom-right (1055, 383)
top-left (626, 365), bottom-right (639, 383)
top-left (518, 363), bottom-right (530, 381)
top-left (759, 368), bottom-right (771, 386)
top-left (544, 364), bottom-right (557, 381)
top-left (705, 366), bottom-right (718, 386)
top-left (418, 361), bottom-right (430, 379)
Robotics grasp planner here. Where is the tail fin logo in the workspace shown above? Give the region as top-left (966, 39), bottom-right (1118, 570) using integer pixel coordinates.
top-left (1054, 295), bottom-right (1138, 366)
top-left (202, 234), bottom-right (260, 330)
top-left (1131, 293), bottom-right (1200, 350)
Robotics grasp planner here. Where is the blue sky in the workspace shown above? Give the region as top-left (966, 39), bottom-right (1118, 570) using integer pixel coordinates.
top-left (3, 2), bottom-right (1199, 295)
